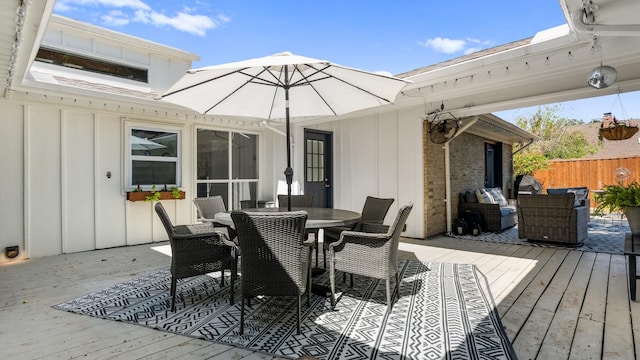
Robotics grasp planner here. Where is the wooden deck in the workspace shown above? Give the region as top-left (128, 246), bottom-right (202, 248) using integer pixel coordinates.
top-left (1, 236), bottom-right (638, 359)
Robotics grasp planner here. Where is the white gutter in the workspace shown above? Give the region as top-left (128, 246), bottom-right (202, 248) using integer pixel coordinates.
top-left (561, 2), bottom-right (640, 37)
top-left (444, 116), bottom-right (478, 234)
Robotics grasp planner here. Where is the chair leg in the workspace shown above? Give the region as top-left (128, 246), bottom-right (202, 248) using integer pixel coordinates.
top-left (240, 294), bottom-right (245, 335)
top-left (314, 232), bottom-right (319, 268)
top-left (329, 253), bottom-right (336, 309)
top-left (395, 273), bottom-right (400, 298)
top-left (229, 266), bottom-right (235, 305)
top-left (307, 252), bottom-right (312, 306)
top-left (297, 295), bottom-right (301, 335)
top-left (170, 276), bottom-right (177, 312)
top-left (220, 269), bottom-right (225, 287)
top-left (350, 273), bottom-right (354, 288)
top-left (386, 278), bottom-right (392, 312)
top-left (323, 247), bottom-right (327, 269)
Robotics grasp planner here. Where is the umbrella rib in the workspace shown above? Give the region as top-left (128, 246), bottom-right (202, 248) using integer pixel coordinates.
top-left (202, 67), bottom-right (283, 115)
top-left (286, 64), bottom-right (399, 116)
top-left (293, 64), bottom-right (398, 104)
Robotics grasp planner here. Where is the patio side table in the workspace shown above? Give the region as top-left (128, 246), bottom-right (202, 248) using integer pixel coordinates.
top-left (624, 232), bottom-right (640, 301)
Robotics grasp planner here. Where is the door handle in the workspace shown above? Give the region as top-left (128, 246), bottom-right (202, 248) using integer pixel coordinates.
top-left (324, 178), bottom-right (330, 188)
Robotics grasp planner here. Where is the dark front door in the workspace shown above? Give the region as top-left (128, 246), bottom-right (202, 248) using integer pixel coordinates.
top-left (304, 129), bottom-right (333, 208)
top-left (485, 142), bottom-right (503, 188)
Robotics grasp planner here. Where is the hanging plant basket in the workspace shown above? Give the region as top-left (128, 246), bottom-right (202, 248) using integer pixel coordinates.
top-left (598, 124), bottom-right (639, 141)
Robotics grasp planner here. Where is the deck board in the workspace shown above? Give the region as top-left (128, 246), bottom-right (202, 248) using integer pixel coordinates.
top-left (1, 237), bottom-right (638, 359)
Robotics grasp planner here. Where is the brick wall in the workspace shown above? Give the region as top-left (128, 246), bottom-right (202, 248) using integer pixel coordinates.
top-left (423, 123), bottom-right (513, 237)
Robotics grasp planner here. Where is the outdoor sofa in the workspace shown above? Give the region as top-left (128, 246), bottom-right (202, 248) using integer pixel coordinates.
top-left (517, 193), bottom-right (589, 245)
top-left (458, 187), bottom-right (517, 233)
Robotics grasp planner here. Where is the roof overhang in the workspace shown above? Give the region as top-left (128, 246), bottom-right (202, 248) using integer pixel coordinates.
top-left (392, 0), bottom-right (640, 120)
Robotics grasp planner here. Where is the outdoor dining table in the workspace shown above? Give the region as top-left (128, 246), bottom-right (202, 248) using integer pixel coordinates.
top-left (213, 207), bottom-right (361, 296)
top-left (212, 207), bottom-right (361, 229)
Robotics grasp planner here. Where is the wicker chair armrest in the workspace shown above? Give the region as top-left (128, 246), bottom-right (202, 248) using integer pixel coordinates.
top-left (303, 237), bottom-right (316, 247)
top-left (574, 205), bottom-right (589, 222)
top-left (360, 222), bottom-right (390, 233)
top-left (217, 230), bottom-right (239, 248)
top-left (174, 222), bottom-right (215, 235)
top-left (329, 230), bottom-right (389, 250)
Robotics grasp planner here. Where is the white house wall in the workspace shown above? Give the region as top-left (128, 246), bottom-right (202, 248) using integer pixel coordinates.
top-left (313, 108), bottom-right (425, 239)
top-left (0, 96), bottom-right (268, 262)
top-left (0, 103), bottom-right (25, 258)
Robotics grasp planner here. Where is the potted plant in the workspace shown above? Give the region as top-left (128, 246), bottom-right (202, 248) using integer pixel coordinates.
top-left (126, 185), bottom-right (186, 202)
top-left (594, 180), bottom-right (640, 233)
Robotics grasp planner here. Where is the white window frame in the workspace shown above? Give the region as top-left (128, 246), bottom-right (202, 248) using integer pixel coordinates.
top-left (195, 126), bottom-right (259, 210)
top-left (125, 122), bottom-right (182, 190)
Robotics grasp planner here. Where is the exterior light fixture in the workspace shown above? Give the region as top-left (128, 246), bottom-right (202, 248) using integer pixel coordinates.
top-left (5, 246), bottom-right (19, 258)
top-left (588, 65), bottom-right (617, 89)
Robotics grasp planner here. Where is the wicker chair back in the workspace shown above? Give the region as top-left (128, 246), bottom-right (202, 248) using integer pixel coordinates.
top-left (193, 196), bottom-right (226, 219)
top-left (154, 202), bottom-right (236, 311)
top-left (231, 210), bottom-right (311, 334)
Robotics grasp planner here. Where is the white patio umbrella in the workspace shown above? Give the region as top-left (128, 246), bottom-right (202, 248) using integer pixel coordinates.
top-left (157, 51), bottom-right (409, 210)
top-left (130, 135), bottom-right (166, 151)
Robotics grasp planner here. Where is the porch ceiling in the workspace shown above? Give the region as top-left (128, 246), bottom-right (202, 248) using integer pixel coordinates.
top-left (0, 0), bottom-right (53, 98)
top-left (394, 0), bottom-right (640, 121)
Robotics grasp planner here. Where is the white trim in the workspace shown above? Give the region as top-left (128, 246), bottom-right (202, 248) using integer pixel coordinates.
top-left (124, 121), bottom-right (183, 190)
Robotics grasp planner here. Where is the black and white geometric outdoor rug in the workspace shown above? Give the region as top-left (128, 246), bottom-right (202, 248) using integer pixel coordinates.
top-left (449, 216), bottom-right (630, 254)
top-left (53, 260), bottom-right (515, 360)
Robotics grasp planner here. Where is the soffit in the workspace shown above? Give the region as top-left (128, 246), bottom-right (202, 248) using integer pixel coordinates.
top-left (0, 0), bottom-right (53, 97)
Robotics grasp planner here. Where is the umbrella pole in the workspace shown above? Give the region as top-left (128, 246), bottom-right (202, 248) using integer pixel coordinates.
top-left (284, 66), bottom-right (293, 212)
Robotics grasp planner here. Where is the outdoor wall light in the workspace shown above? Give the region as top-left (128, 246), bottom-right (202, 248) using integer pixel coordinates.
top-left (588, 65), bottom-right (617, 89)
top-left (5, 246), bottom-right (19, 259)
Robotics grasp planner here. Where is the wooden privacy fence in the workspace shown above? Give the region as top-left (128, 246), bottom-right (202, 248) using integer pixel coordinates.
top-left (533, 156), bottom-right (640, 207)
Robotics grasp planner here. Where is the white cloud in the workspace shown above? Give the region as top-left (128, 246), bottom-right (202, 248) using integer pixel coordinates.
top-left (420, 37), bottom-right (493, 55)
top-left (421, 37), bottom-right (466, 54)
top-left (102, 10), bottom-right (130, 26)
top-left (133, 8), bottom-right (225, 37)
top-left (54, 0), bottom-right (227, 37)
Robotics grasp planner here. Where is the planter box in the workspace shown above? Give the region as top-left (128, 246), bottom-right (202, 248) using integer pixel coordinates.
top-left (126, 191), bottom-right (185, 202)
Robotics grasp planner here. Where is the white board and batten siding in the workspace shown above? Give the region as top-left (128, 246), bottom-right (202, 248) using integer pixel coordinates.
top-left (317, 107), bottom-right (425, 239)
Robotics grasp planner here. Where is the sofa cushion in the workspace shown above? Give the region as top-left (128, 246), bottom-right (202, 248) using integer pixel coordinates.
top-left (500, 206), bottom-right (517, 216)
top-left (547, 187), bottom-right (589, 207)
top-left (567, 188), bottom-right (589, 207)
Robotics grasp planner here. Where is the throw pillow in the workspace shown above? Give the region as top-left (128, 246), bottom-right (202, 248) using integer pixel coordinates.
top-left (488, 187), bottom-right (508, 206)
top-left (476, 188), bottom-right (494, 204)
top-left (567, 189), bottom-right (588, 207)
top-left (464, 190), bottom-right (478, 203)
top-left (546, 188), bottom-right (568, 195)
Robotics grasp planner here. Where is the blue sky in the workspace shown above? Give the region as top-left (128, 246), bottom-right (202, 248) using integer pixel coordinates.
top-left (52, 0), bottom-right (640, 124)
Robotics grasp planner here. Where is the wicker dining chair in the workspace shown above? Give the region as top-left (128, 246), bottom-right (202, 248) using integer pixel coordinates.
top-left (155, 202), bottom-right (237, 312)
top-left (193, 196), bottom-right (226, 222)
top-left (230, 210), bottom-right (313, 335)
top-left (193, 196), bottom-right (236, 239)
top-left (322, 196), bottom-right (394, 268)
top-left (328, 203), bottom-right (413, 312)
top-left (277, 194), bottom-right (321, 267)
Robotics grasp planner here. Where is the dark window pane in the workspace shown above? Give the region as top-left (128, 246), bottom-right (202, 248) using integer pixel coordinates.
top-left (232, 133), bottom-right (258, 179)
top-left (196, 183), bottom-right (229, 207)
top-left (132, 161), bottom-right (176, 185)
top-left (36, 47), bottom-right (148, 82)
top-left (197, 130), bottom-right (229, 180)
